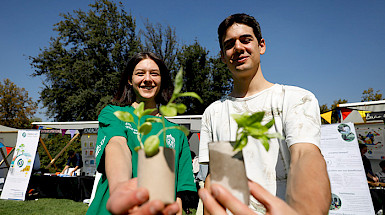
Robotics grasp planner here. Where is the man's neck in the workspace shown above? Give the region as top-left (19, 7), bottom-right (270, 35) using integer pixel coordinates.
top-left (229, 67), bottom-right (273, 98)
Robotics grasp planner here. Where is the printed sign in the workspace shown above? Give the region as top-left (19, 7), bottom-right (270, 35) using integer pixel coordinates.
top-left (320, 123), bottom-right (375, 214)
top-left (1, 130), bottom-right (40, 201)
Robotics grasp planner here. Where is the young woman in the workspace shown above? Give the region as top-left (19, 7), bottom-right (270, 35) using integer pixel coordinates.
top-left (87, 52), bottom-right (196, 215)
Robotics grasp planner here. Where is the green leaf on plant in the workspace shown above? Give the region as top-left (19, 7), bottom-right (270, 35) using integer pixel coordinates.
top-left (134, 102), bottom-right (145, 116)
top-left (231, 113), bottom-right (248, 128)
top-left (173, 68), bottom-right (184, 96)
top-left (160, 105), bottom-right (177, 117)
top-left (145, 117), bottom-right (162, 123)
top-left (139, 122), bottom-right (152, 135)
top-left (140, 108), bottom-right (157, 118)
top-left (260, 136), bottom-right (270, 151)
top-left (233, 133), bottom-right (248, 152)
top-left (134, 146), bottom-right (141, 152)
top-left (144, 135), bottom-right (160, 157)
top-left (176, 103), bottom-right (187, 114)
top-left (114, 111), bottom-right (134, 122)
top-left (264, 118), bottom-right (275, 129)
top-left (247, 112), bottom-right (265, 126)
top-left (177, 92), bottom-right (203, 103)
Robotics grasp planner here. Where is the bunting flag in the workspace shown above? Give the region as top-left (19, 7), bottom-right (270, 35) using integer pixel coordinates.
top-left (0, 142), bottom-right (4, 148)
top-left (358, 110), bottom-right (371, 123)
top-left (61, 129), bottom-right (68, 136)
top-left (321, 111), bottom-right (333, 124)
top-left (6, 147), bottom-right (13, 155)
top-left (340, 108), bottom-right (353, 120)
top-left (197, 133), bottom-right (200, 140)
top-left (69, 130), bottom-right (76, 138)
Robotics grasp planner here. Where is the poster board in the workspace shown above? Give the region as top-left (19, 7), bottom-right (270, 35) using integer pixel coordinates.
top-left (355, 123), bottom-right (385, 159)
top-left (320, 123), bottom-right (375, 214)
top-left (81, 128), bottom-right (97, 176)
top-left (1, 130), bottom-right (40, 201)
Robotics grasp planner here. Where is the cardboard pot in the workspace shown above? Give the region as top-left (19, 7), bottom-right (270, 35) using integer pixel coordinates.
top-left (209, 141), bottom-right (249, 205)
top-left (137, 147), bottom-right (175, 204)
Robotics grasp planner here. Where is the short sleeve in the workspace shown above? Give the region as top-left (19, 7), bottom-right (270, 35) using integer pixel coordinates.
top-left (94, 105), bottom-right (127, 173)
top-left (198, 108), bottom-right (213, 163)
top-left (284, 89), bottom-right (321, 148)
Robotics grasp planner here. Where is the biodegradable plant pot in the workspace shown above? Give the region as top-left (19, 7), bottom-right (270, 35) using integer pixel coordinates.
top-left (137, 146), bottom-right (176, 204)
top-left (209, 141), bottom-right (249, 205)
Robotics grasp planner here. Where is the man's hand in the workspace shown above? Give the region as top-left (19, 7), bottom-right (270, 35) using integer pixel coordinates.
top-left (199, 181), bottom-right (298, 215)
top-left (107, 178), bottom-right (180, 215)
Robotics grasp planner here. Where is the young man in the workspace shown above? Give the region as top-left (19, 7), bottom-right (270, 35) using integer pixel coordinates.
top-left (61, 150), bottom-right (83, 176)
top-left (198, 13), bottom-right (331, 214)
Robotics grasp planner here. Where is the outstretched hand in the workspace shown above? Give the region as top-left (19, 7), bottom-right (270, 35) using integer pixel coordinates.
top-left (106, 178), bottom-right (180, 215)
top-left (198, 180), bottom-right (298, 215)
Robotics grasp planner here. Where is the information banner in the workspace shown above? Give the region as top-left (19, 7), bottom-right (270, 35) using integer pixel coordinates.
top-left (1, 130), bottom-right (40, 201)
top-left (355, 123), bottom-right (385, 159)
top-left (320, 123), bottom-right (375, 214)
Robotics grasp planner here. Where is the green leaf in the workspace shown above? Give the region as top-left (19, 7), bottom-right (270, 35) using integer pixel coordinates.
top-left (233, 133), bottom-right (248, 152)
top-left (266, 133), bottom-right (284, 140)
top-left (177, 92), bottom-right (203, 103)
top-left (144, 135), bottom-right (160, 156)
top-left (134, 102), bottom-right (145, 116)
top-left (160, 105), bottom-right (177, 117)
top-left (247, 112), bottom-right (265, 126)
top-left (231, 113), bottom-right (248, 128)
top-left (264, 118), bottom-right (275, 129)
top-left (114, 111), bottom-right (134, 122)
top-left (139, 108), bottom-right (157, 118)
top-left (176, 103), bottom-right (187, 114)
top-left (146, 117), bottom-right (162, 123)
top-left (134, 146), bottom-right (141, 152)
top-left (139, 122), bottom-right (152, 135)
top-left (260, 136), bottom-right (270, 151)
top-left (247, 126), bottom-right (268, 138)
top-left (173, 68), bottom-right (184, 95)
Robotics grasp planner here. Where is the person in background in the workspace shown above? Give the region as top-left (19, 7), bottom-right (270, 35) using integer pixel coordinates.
top-left (198, 13), bottom-right (331, 214)
top-left (86, 52), bottom-right (196, 215)
top-left (61, 150), bottom-right (82, 176)
top-left (360, 144), bottom-right (379, 182)
top-left (376, 160), bottom-right (385, 183)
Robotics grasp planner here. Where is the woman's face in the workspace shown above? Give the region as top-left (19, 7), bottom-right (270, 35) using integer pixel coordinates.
top-left (129, 58), bottom-right (162, 104)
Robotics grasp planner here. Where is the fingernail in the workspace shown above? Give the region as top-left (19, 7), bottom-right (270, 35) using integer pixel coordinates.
top-left (199, 190), bottom-right (207, 201)
top-left (136, 190), bottom-right (146, 201)
top-left (211, 185), bottom-right (219, 197)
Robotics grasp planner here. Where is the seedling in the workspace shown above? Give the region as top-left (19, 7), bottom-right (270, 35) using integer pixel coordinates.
top-left (231, 111), bottom-right (283, 152)
top-left (114, 68), bottom-right (202, 156)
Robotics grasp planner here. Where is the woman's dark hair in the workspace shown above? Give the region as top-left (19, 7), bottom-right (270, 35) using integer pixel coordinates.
top-left (113, 52), bottom-right (173, 106)
top-left (218, 13), bottom-right (263, 52)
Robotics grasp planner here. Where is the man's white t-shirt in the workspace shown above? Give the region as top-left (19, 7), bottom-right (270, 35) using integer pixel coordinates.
top-left (199, 84), bottom-right (321, 201)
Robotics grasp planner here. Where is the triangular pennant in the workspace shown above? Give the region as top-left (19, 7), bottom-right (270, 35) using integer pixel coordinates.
top-left (0, 142), bottom-right (4, 148)
top-left (321, 111), bottom-right (332, 124)
top-left (61, 129), bottom-right (68, 137)
top-left (69, 130), bottom-right (76, 138)
top-left (197, 133), bottom-right (200, 140)
top-left (6, 147), bottom-right (13, 155)
top-left (359, 110), bottom-right (371, 123)
top-left (340, 108), bottom-right (353, 120)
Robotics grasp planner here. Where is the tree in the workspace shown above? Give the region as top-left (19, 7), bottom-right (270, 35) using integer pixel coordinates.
top-left (361, 88), bottom-right (383, 102)
top-left (177, 42), bottom-right (233, 114)
top-left (30, 0), bottom-right (140, 121)
top-left (0, 79), bottom-right (37, 128)
top-left (140, 19), bottom-right (179, 73)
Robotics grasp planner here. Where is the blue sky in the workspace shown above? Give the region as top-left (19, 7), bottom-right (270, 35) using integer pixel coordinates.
top-left (1, 0), bottom-right (384, 121)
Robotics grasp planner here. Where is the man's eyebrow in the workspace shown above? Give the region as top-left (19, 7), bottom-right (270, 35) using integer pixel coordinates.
top-left (223, 34), bottom-right (254, 44)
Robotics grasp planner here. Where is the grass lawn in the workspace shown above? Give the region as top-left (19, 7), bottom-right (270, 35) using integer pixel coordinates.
top-left (0, 198), bottom-right (88, 215)
top-left (0, 198), bottom-right (197, 215)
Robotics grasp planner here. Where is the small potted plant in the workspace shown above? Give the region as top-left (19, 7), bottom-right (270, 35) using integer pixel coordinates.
top-left (114, 68), bottom-right (202, 204)
top-left (209, 111), bottom-right (282, 204)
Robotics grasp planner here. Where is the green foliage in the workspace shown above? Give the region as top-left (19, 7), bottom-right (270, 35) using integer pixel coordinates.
top-left (231, 112), bottom-right (282, 152)
top-left (37, 134), bottom-right (81, 172)
top-left (361, 88), bottom-right (383, 102)
top-left (177, 42), bottom-right (233, 114)
top-left (114, 68), bottom-right (201, 156)
top-left (30, 0), bottom-right (140, 121)
top-left (0, 79), bottom-right (37, 129)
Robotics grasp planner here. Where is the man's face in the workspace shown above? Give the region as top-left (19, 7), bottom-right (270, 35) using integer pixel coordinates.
top-left (221, 23), bottom-right (265, 78)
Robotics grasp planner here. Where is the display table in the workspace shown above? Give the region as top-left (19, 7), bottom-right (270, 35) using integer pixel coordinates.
top-left (27, 175), bottom-right (95, 202)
